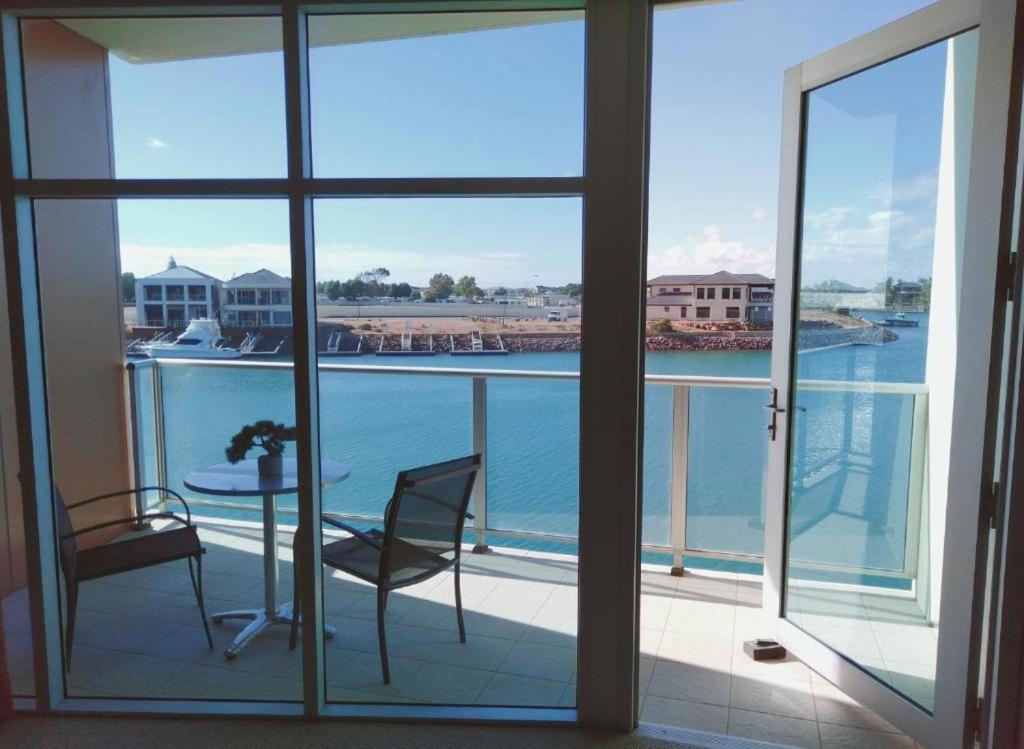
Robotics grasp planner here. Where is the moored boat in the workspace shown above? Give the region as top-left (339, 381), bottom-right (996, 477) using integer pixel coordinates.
top-left (143, 318), bottom-right (242, 359)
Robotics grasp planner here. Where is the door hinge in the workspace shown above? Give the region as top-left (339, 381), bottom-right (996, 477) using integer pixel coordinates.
top-left (973, 696), bottom-right (985, 747)
top-left (1006, 253), bottom-right (1017, 302)
top-left (985, 482), bottom-right (1000, 530)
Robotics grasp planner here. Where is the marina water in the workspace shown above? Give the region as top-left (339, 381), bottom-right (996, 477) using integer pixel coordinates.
top-left (141, 311), bottom-right (928, 576)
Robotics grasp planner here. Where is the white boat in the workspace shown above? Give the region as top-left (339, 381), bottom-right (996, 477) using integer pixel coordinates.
top-left (143, 319), bottom-right (243, 359)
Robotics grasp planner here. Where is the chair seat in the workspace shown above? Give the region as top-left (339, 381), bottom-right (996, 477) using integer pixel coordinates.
top-left (323, 530), bottom-right (452, 586)
top-left (76, 525), bottom-right (202, 581)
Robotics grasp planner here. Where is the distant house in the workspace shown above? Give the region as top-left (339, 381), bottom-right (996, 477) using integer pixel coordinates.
top-left (892, 280), bottom-right (925, 308)
top-left (222, 269), bottom-right (292, 327)
top-left (646, 270), bottom-right (774, 323)
top-left (135, 265), bottom-right (222, 328)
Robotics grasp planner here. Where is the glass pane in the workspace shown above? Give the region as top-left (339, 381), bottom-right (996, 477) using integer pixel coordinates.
top-left (34, 199), bottom-right (302, 700)
top-left (313, 197), bottom-right (581, 707)
top-left (308, 11), bottom-right (584, 177)
top-left (1, 241), bottom-right (34, 698)
top-left (785, 30), bottom-right (979, 713)
top-left (22, 18), bottom-right (285, 178)
top-left (638, 0), bottom-right (942, 733)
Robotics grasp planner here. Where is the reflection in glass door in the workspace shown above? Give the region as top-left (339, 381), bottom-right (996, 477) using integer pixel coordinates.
top-left (784, 30), bottom-right (979, 713)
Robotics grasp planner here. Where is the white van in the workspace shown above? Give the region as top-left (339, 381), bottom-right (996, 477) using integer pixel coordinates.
top-left (547, 310), bottom-right (567, 322)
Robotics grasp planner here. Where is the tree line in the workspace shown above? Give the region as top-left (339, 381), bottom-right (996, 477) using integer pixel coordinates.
top-left (316, 268), bottom-right (487, 303)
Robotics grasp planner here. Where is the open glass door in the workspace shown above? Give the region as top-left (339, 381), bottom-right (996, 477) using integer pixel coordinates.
top-left (763, 0), bottom-right (1003, 745)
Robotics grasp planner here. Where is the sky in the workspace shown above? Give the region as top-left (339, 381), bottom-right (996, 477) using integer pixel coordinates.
top-left (108, 1), bottom-right (947, 289)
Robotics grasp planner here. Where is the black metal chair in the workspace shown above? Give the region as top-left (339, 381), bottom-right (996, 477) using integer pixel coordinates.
top-left (291, 455), bottom-right (481, 683)
top-left (55, 486), bottom-right (213, 663)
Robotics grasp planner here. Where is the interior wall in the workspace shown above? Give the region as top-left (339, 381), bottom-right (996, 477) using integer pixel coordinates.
top-left (20, 20), bottom-right (130, 547)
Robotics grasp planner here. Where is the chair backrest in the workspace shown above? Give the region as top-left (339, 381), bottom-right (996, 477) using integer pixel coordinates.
top-left (382, 454), bottom-right (481, 584)
top-left (53, 487), bottom-right (77, 582)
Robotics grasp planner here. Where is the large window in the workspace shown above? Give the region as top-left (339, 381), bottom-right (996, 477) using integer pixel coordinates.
top-left (3, 2), bottom-right (609, 722)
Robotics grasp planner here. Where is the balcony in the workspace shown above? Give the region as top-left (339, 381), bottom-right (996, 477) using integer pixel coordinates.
top-left (0, 357), bottom-right (909, 742)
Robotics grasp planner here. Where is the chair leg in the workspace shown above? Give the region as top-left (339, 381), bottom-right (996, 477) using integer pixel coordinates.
top-left (190, 555), bottom-right (214, 649)
top-left (455, 562), bottom-right (466, 644)
top-left (377, 586), bottom-right (390, 685)
top-left (65, 579), bottom-right (79, 666)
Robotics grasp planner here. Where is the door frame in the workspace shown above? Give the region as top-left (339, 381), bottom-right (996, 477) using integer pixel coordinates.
top-left (762, 0), bottom-right (1019, 745)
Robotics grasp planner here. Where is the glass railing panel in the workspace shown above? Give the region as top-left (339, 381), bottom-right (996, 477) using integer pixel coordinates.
top-left (641, 382), bottom-right (672, 548)
top-left (317, 370), bottom-right (472, 521)
top-left (684, 385), bottom-right (769, 557)
top-left (486, 377), bottom-right (580, 537)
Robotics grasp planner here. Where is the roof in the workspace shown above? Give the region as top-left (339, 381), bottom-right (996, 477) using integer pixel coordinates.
top-left (647, 293), bottom-right (692, 305)
top-left (648, 271), bottom-right (775, 286)
top-left (140, 265), bottom-right (221, 282)
top-left (225, 269), bottom-right (291, 287)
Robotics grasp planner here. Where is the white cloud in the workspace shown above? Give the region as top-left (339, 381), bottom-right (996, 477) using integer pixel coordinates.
top-left (647, 225), bottom-right (775, 279)
top-left (752, 208), bottom-right (767, 221)
top-left (121, 241), bottom-right (577, 289)
top-left (145, 137), bottom-right (170, 149)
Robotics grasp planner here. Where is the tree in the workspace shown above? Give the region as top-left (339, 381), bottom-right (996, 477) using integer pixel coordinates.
top-left (360, 267), bottom-right (391, 297)
top-left (884, 277), bottom-right (896, 308)
top-left (340, 278), bottom-right (366, 300)
top-left (167, 256), bottom-right (177, 270)
top-left (564, 283), bottom-right (583, 299)
top-left (392, 282), bottom-right (413, 298)
top-left (455, 275), bottom-right (482, 299)
top-left (493, 286), bottom-right (508, 298)
top-left (121, 272), bottom-right (136, 303)
top-left (918, 277), bottom-right (932, 310)
top-left (409, 289), bottom-right (422, 301)
top-left (428, 273), bottom-right (455, 300)
top-left (325, 279), bottom-right (343, 301)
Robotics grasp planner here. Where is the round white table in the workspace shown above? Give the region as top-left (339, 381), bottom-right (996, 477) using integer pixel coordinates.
top-left (183, 457), bottom-right (350, 659)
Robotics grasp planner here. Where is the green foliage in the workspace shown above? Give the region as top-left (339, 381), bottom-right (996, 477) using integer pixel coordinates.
top-left (357, 323), bottom-right (372, 331)
top-left (340, 278), bottom-right (367, 300)
top-left (225, 420), bottom-right (297, 463)
top-left (409, 289), bottom-right (422, 301)
top-left (122, 272), bottom-right (136, 304)
top-left (455, 275), bottom-right (482, 299)
top-left (651, 318), bottom-right (674, 334)
top-left (324, 279), bottom-right (343, 300)
top-left (428, 273), bottom-right (455, 300)
top-left (563, 283), bottom-right (583, 299)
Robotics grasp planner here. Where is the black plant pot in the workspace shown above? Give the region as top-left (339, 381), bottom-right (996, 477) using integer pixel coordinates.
top-left (258, 454), bottom-right (283, 477)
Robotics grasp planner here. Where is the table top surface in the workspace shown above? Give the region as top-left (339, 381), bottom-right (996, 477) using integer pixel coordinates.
top-left (183, 458), bottom-right (350, 497)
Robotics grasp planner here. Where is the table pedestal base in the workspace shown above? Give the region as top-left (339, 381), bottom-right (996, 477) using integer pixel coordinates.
top-left (212, 602), bottom-right (336, 659)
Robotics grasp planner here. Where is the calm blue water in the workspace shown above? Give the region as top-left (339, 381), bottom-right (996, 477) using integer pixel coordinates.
top-left (138, 313), bottom-right (927, 576)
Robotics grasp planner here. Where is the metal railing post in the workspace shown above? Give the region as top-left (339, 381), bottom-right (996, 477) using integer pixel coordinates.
top-left (669, 384), bottom-right (689, 576)
top-left (471, 376), bottom-right (490, 553)
top-left (904, 391), bottom-right (928, 577)
top-left (126, 361), bottom-right (148, 529)
top-left (152, 361), bottom-right (169, 513)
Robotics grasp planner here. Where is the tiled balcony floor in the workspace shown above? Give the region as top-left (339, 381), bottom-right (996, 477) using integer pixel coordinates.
top-left (2, 518), bottom-right (918, 748)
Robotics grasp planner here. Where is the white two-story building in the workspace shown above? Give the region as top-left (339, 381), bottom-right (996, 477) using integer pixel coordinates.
top-left (135, 266), bottom-right (221, 328)
top-left (646, 270), bottom-right (774, 323)
top-left (222, 269), bottom-right (293, 327)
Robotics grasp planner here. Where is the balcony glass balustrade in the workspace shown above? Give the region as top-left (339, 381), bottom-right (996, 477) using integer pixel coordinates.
top-left (125, 358), bottom-right (927, 581)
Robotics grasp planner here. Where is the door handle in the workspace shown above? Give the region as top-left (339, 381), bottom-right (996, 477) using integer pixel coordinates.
top-left (766, 388), bottom-right (783, 440)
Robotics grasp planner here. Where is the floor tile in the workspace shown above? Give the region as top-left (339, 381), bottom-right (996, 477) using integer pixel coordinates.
top-left (499, 641), bottom-right (576, 683)
top-left (397, 661), bottom-right (493, 704)
top-left (818, 722), bottom-right (914, 749)
top-left (647, 659), bottom-right (731, 707)
top-left (728, 707), bottom-right (821, 749)
top-left (476, 672), bottom-right (567, 706)
top-left (641, 694), bottom-right (729, 733)
top-left (729, 672), bottom-right (816, 720)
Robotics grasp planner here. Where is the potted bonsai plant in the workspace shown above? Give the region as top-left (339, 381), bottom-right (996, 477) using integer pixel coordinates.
top-left (225, 420), bottom-right (297, 477)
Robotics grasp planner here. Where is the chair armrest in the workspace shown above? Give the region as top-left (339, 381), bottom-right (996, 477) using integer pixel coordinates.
top-left (60, 512), bottom-right (190, 541)
top-left (66, 487), bottom-right (192, 525)
top-left (321, 516), bottom-right (384, 550)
